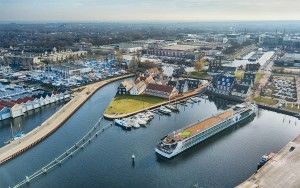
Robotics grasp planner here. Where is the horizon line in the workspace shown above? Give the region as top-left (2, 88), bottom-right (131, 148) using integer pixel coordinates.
top-left (1, 19), bottom-right (300, 24)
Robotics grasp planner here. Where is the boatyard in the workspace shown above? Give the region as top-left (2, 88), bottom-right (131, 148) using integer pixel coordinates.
top-left (0, 74), bottom-right (134, 165)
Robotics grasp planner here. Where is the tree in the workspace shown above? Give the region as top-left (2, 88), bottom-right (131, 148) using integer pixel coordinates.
top-left (194, 60), bottom-right (205, 72)
top-left (115, 50), bottom-right (123, 67)
top-left (128, 56), bottom-right (139, 71)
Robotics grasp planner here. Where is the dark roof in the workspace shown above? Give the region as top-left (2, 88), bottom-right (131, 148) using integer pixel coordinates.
top-left (232, 84), bottom-right (250, 94)
top-left (177, 79), bottom-right (187, 85)
top-left (146, 83), bottom-right (174, 93)
top-left (246, 63), bottom-right (260, 71)
top-left (167, 80), bottom-right (177, 87)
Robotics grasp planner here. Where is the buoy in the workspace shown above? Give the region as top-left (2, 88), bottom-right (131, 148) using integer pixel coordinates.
top-left (131, 154), bottom-right (135, 166)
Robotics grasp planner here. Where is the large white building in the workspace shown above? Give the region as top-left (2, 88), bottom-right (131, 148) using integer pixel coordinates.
top-left (41, 50), bottom-right (88, 63)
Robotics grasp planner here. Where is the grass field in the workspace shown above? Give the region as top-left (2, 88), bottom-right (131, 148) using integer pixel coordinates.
top-left (189, 71), bottom-right (208, 78)
top-left (255, 72), bottom-right (265, 83)
top-left (105, 95), bottom-right (166, 115)
top-left (253, 96), bottom-right (278, 106)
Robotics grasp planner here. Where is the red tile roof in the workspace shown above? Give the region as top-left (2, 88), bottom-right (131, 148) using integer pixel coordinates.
top-left (0, 100), bottom-right (16, 107)
top-left (13, 97), bottom-right (33, 104)
top-left (146, 83), bottom-right (174, 93)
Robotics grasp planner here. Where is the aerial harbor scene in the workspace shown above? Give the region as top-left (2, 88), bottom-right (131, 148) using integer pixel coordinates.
top-left (1, 1), bottom-right (300, 188)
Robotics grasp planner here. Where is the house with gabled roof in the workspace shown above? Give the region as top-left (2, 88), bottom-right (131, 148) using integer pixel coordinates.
top-left (144, 83), bottom-right (178, 99)
top-left (0, 105), bottom-right (11, 120)
top-left (117, 80), bottom-right (135, 95)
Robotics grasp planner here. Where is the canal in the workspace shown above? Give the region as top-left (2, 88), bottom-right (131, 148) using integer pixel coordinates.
top-left (0, 102), bottom-right (65, 148)
top-left (1, 79), bottom-right (300, 188)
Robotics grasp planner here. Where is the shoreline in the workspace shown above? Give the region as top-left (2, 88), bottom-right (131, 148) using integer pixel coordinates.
top-left (103, 84), bottom-right (208, 120)
top-left (0, 74), bottom-right (134, 165)
top-left (237, 133), bottom-right (300, 188)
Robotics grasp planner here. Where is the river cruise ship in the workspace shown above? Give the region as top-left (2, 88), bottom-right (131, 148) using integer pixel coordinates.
top-left (155, 103), bottom-right (258, 158)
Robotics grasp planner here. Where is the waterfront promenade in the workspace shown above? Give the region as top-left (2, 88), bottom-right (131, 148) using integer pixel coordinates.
top-left (104, 83), bottom-right (209, 119)
top-left (237, 133), bottom-right (300, 188)
top-left (0, 74), bottom-right (134, 165)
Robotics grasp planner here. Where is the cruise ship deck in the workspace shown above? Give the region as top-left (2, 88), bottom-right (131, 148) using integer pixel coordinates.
top-left (186, 110), bottom-right (234, 135)
top-left (165, 109), bottom-right (235, 143)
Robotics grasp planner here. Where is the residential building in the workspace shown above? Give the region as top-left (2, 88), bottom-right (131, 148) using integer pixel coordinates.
top-left (245, 63), bottom-right (260, 72)
top-left (145, 83), bottom-right (178, 99)
top-left (208, 74), bottom-right (236, 95)
top-left (231, 84), bottom-right (251, 98)
top-left (176, 79), bottom-right (189, 93)
top-left (0, 105), bottom-right (11, 120)
top-left (241, 73), bottom-right (256, 86)
top-left (117, 80), bottom-right (134, 95)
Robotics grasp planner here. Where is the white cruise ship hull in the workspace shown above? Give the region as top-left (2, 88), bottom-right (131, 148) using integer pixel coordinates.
top-left (155, 104), bottom-right (257, 159)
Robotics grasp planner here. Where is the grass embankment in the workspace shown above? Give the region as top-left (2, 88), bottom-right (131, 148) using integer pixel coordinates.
top-left (284, 103), bottom-right (300, 113)
top-left (253, 96), bottom-right (278, 106)
top-left (255, 72), bottom-right (265, 83)
top-left (189, 71), bottom-right (208, 78)
top-left (105, 95), bottom-right (166, 115)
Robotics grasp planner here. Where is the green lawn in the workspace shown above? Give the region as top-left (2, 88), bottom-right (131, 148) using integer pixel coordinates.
top-left (179, 130), bottom-right (192, 139)
top-left (105, 95), bottom-right (166, 115)
top-left (189, 71), bottom-right (208, 78)
top-left (253, 96), bottom-right (278, 106)
top-left (235, 70), bottom-right (245, 80)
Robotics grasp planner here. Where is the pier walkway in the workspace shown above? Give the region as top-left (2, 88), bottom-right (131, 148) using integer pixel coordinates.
top-left (237, 134), bottom-right (300, 188)
top-left (12, 116), bottom-right (111, 188)
top-left (0, 74), bottom-right (134, 165)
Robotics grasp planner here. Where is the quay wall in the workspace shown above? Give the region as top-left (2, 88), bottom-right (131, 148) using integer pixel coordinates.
top-left (0, 74), bottom-right (134, 165)
top-left (103, 84), bottom-right (208, 120)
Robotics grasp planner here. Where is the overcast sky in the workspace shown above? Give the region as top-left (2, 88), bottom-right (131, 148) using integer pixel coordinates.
top-left (1, 0), bottom-right (300, 21)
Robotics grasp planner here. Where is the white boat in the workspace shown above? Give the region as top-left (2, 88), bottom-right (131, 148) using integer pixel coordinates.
top-left (128, 118), bottom-right (140, 128)
top-left (146, 110), bottom-right (154, 116)
top-left (186, 99), bottom-right (194, 104)
top-left (165, 105), bottom-right (179, 112)
top-left (190, 97), bottom-right (201, 102)
top-left (114, 118), bottom-right (131, 130)
top-left (158, 106), bottom-right (172, 115)
top-left (145, 111), bottom-right (155, 119)
top-left (4, 123), bottom-right (25, 144)
top-left (134, 116), bottom-right (147, 126)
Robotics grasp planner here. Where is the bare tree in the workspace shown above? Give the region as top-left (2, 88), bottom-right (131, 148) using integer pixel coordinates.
top-left (194, 60), bottom-right (206, 72)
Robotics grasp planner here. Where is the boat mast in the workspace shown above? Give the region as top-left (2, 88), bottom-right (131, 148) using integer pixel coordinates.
top-left (10, 122), bottom-right (14, 138)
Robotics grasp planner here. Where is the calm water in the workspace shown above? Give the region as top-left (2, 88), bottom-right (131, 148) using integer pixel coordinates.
top-left (1, 80), bottom-right (300, 188)
top-left (0, 102), bottom-right (65, 147)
